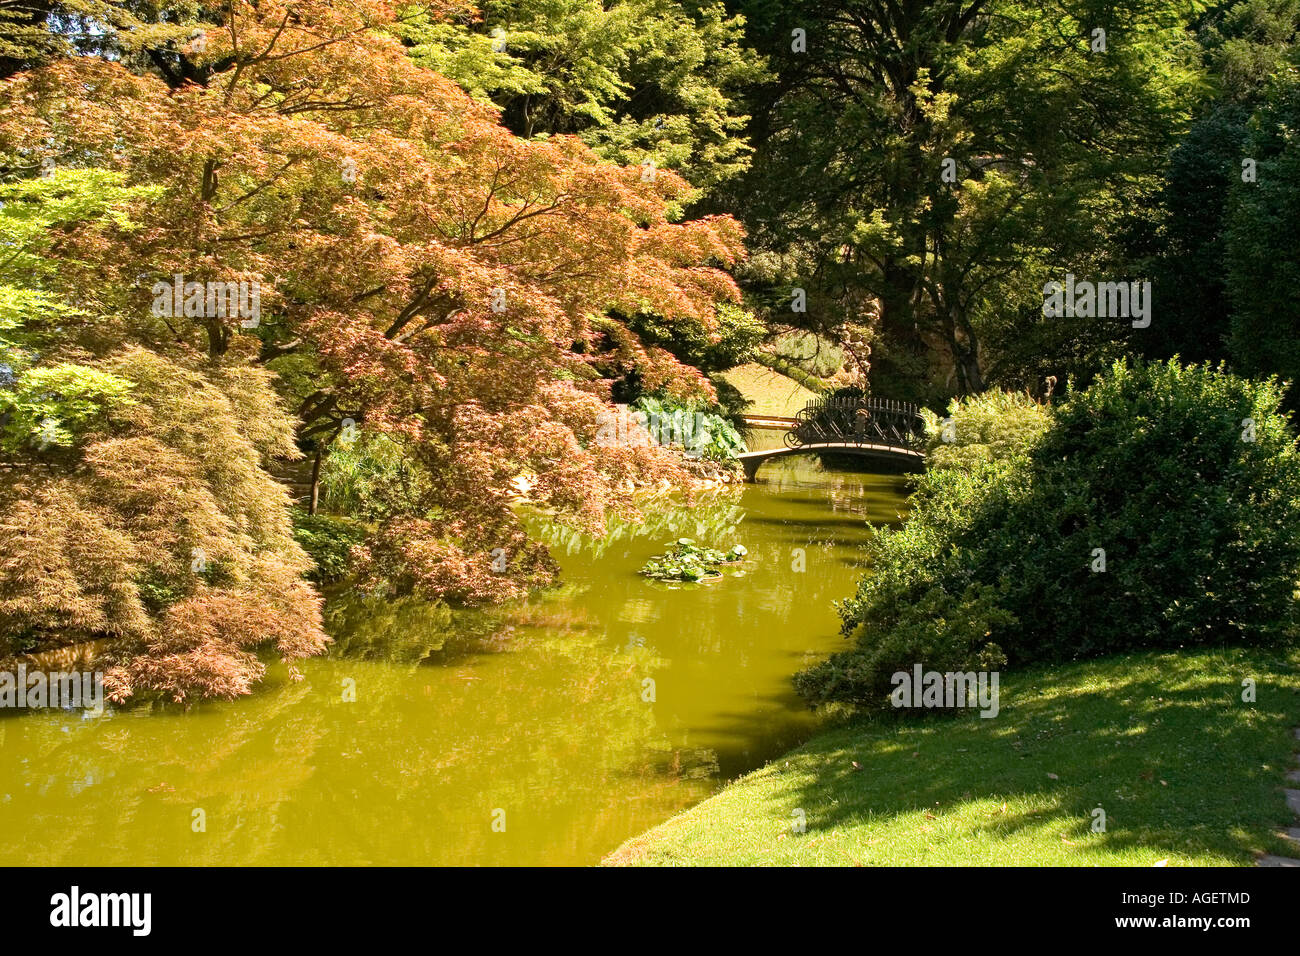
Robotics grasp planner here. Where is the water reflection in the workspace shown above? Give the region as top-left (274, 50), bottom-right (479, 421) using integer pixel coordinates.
top-left (0, 458), bottom-right (907, 865)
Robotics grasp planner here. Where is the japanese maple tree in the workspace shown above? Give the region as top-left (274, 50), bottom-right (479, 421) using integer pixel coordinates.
top-left (0, 0), bottom-right (746, 698)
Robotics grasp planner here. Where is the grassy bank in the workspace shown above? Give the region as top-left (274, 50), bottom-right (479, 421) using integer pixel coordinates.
top-left (715, 363), bottom-right (819, 418)
top-left (605, 648), bottom-right (1300, 866)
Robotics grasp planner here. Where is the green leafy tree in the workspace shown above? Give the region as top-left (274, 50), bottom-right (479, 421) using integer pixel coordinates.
top-left (1148, 0), bottom-right (1300, 366)
top-left (0, 168), bottom-right (159, 454)
top-left (626, 301), bottom-right (765, 374)
top-left (728, 0), bottom-right (1199, 398)
top-left (1224, 65), bottom-right (1300, 394)
top-left (400, 0), bottom-right (769, 192)
top-left (0, 1), bottom-right (212, 79)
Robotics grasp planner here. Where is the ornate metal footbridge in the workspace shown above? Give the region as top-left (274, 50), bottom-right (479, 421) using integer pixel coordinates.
top-left (737, 396), bottom-right (926, 482)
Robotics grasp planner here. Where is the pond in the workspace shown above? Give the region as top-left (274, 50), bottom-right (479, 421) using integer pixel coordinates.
top-left (0, 457), bottom-right (908, 865)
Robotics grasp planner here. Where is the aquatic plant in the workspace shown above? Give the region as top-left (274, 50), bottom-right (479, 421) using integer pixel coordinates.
top-left (639, 538), bottom-right (746, 582)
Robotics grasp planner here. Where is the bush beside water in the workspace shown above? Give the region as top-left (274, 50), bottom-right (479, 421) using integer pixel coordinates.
top-left (796, 360), bottom-right (1300, 708)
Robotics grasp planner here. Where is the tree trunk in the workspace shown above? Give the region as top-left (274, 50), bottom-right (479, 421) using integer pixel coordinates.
top-left (948, 309), bottom-right (985, 395)
top-left (308, 445), bottom-right (323, 516)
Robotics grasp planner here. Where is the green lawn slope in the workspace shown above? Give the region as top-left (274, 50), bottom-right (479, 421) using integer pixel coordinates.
top-left (715, 363), bottom-right (819, 418)
top-left (605, 647), bottom-right (1300, 866)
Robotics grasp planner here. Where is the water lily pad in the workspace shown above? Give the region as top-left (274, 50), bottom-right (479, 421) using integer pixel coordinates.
top-left (639, 540), bottom-right (746, 583)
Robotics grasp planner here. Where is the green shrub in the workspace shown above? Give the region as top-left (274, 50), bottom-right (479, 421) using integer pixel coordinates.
top-left (291, 508), bottom-right (367, 585)
top-left (627, 302), bottom-right (765, 373)
top-left (921, 389), bottom-right (1050, 471)
top-left (318, 430), bottom-right (431, 522)
top-left (798, 360), bottom-right (1300, 708)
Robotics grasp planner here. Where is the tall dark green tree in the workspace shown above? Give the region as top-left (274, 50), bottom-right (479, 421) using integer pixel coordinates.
top-left (1224, 66), bottom-right (1300, 393)
top-left (1148, 0), bottom-right (1300, 367)
top-left (724, 0), bottom-right (1199, 402)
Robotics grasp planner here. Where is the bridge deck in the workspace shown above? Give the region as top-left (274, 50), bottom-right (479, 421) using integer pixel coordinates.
top-left (736, 442), bottom-right (924, 461)
top-left (736, 441), bottom-right (925, 481)
top-left (738, 415), bottom-right (798, 429)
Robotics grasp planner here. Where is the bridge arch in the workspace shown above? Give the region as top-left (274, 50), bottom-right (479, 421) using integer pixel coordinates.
top-left (737, 396), bottom-right (927, 482)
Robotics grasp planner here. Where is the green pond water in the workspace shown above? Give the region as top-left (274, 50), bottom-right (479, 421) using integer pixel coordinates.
top-left (0, 456), bottom-right (907, 866)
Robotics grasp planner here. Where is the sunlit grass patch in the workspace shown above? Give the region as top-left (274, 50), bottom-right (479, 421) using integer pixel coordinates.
top-left (715, 363), bottom-right (820, 418)
top-left (605, 647), bottom-right (1300, 866)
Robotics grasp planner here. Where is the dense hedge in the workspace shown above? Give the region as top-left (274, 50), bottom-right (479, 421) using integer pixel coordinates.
top-left (796, 360), bottom-right (1300, 707)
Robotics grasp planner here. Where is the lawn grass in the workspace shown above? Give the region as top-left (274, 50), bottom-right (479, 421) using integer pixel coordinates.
top-left (605, 647), bottom-right (1300, 866)
top-left (715, 363), bottom-right (819, 418)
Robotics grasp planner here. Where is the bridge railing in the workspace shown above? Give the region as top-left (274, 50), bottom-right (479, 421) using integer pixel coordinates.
top-left (785, 396), bottom-right (926, 450)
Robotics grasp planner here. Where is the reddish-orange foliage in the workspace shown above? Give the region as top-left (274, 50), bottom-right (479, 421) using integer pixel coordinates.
top-left (0, 1), bottom-right (746, 686)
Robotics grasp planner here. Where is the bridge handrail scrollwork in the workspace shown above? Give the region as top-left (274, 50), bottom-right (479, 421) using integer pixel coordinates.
top-left (785, 396), bottom-right (925, 450)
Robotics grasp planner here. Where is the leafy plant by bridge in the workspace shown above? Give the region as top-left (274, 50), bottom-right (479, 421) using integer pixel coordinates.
top-left (632, 396), bottom-right (747, 461)
top-left (920, 390), bottom-right (1051, 471)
